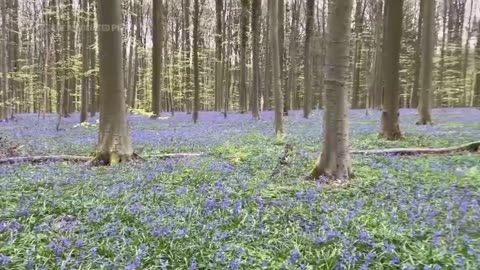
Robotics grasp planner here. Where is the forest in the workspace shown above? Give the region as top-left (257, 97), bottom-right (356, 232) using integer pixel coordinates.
top-left (1, 0), bottom-right (480, 269)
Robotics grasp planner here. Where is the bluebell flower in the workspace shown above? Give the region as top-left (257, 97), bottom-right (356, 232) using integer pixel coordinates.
top-left (188, 258), bottom-right (197, 270)
top-left (288, 249), bottom-right (300, 265)
top-left (230, 258), bottom-right (240, 270)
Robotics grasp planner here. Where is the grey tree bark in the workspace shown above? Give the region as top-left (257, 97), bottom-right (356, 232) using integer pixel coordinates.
top-left (311, 0), bottom-right (353, 181)
top-left (380, 0), bottom-right (403, 140)
top-left (96, 0), bottom-right (133, 164)
top-left (215, 0), bottom-right (223, 111)
top-left (303, 0), bottom-right (314, 118)
top-left (152, 0), bottom-right (163, 118)
top-left (1, 0), bottom-right (8, 121)
top-left (239, 0), bottom-right (249, 114)
top-left (192, 0), bottom-right (200, 123)
top-left (251, 0), bottom-right (261, 120)
top-left (269, 0), bottom-right (284, 136)
top-left (286, 0), bottom-right (299, 115)
top-left (80, 0), bottom-right (89, 123)
top-left (417, 0), bottom-right (434, 125)
top-left (411, 0), bottom-right (424, 108)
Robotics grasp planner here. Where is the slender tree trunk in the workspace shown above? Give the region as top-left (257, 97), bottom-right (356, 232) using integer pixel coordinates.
top-left (126, 1), bottom-right (136, 110)
top-left (278, 0), bottom-right (287, 115)
top-left (67, 0), bottom-right (76, 114)
top-left (410, 0), bottom-right (424, 108)
top-left (80, 0), bottom-right (89, 123)
top-left (303, 0), bottom-right (314, 118)
top-left (473, 20), bottom-right (480, 106)
top-left (311, 0), bottom-right (353, 181)
top-left (417, 0), bottom-right (434, 125)
top-left (380, 0), bottom-right (403, 140)
top-left (251, 0), bottom-right (261, 119)
top-left (286, 0), bottom-right (299, 115)
top-left (269, 0), bottom-right (284, 136)
top-left (462, 0), bottom-right (473, 106)
top-left (96, 0), bottom-right (133, 164)
top-left (183, 0), bottom-right (192, 114)
top-left (351, 0), bottom-right (366, 109)
top-left (215, 0), bottom-right (223, 111)
top-left (192, 0), bottom-right (200, 123)
top-left (239, 0), bottom-right (249, 113)
top-left (152, 0), bottom-right (163, 118)
top-left (263, 10), bottom-right (271, 111)
top-left (437, 0), bottom-right (447, 107)
top-left (89, 0), bottom-right (97, 116)
top-left (367, 0), bottom-right (383, 111)
top-left (1, 0), bottom-right (8, 121)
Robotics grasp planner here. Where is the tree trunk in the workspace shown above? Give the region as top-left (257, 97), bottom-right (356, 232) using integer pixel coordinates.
top-left (474, 73), bottom-right (480, 106)
top-left (251, 0), bottom-right (261, 120)
top-left (303, 0), bottom-right (314, 118)
top-left (192, 0), bottom-right (200, 123)
top-left (1, 0), bottom-right (8, 121)
top-left (278, 0), bottom-right (286, 115)
top-left (239, 0), bottom-right (249, 113)
top-left (286, 0), bottom-right (299, 115)
top-left (380, 0), bottom-right (403, 140)
top-left (183, 0), bottom-right (192, 113)
top-left (437, 0), bottom-right (447, 107)
top-left (152, 0), bottom-right (163, 118)
top-left (311, 0), bottom-right (353, 181)
top-left (89, 0), bottom-right (97, 117)
top-left (462, 0), bottom-right (473, 106)
top-left (410, 0), bottom-right (424, 109)
top-left (367, 0), bottom-right (383, 111)
top-left (215, 0), bottom-right (223, 111)
top-left (67, 0), bottom-right (76, 114)
top-left (269, 0), bottom-right (284, 136)
top-left (126, 1), bottom-right (136, 110)
top-left (80, 0), bottom-right (89, 123)
top-left (96, 0), bottom-right (133, 164)
top-left (417, 0), bottom-right (434, 125)
top-left (351, 0), bottom-right (366, 109)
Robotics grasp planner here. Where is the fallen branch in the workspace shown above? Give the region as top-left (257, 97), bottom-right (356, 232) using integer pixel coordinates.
top-left (0, 153), bottom-right (204, 165)
top-left (351, 141), bottom-right (480, 156)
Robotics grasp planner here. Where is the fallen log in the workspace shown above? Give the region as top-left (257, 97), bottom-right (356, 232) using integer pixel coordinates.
top-left (351, 141), bottom-right (480, 156)
top-left (0, 153), bottom-right (204, 165)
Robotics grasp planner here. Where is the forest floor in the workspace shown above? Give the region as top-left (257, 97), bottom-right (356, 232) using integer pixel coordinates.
top-left (1, 108), bottom-right (479, 269)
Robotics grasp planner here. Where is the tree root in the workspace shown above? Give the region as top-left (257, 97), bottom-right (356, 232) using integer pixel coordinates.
top-left (351, 141), bottom-right (480, 156)
top-left (0, 153), bottom-right (203, 165)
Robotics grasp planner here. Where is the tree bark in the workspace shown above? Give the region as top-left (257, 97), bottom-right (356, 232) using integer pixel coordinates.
top-left (303, 0), bottom-right (314, 118)
top-left (183, 0), bottom-right (192, 113)
top-left (367, 0), bottom-right (383, 111)
top-left (239, 0), bottom-right (249, 114)
top-left (88, 0), bottom-right (97, 117)
top-left (410, 0), bottom-right (424, 109)
top-left (417, 0), bottom-right (434, 125)
top-left (269, 0), bottom-right (284, 136)
top-left (214, 0), bottom-right (223, 111)
top-left (251, 0), bottom-right (261, 120)
top-left (380, 0), bottom-right (403, 140)
top-left (311, 0), bottom-right (353, 181)
top-left (437, 0), bottom-right (447, 107)
top-left (192, 0), bottom-right (200, 123)
top-left (152, 0), bottom-right (163, 118)
top-left (286, 0), bottom-right (299, 115)
top-left (351, 0), bottom-right (366, 109)
top-left (80, 0), bottom-right (89, 123)
top-left (0, 0), bottom-right (8, 121)
top-left (96, 0), bottom-right (133, 164)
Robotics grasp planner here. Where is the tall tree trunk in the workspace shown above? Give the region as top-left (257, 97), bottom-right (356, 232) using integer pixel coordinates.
top-left (8, 0), bottom-right (19, 117)
top-left (126, 1), bottom-right (136, 110)
top-left (80, 0), bottom-right (89, 123)
top-left (152, 0), bottom-right (163, 118)
top-left (89, 0), bottom-right (97, 117)
top-left (215, 0), bottom-right (223, 111)
top-left (303, 0), bottom-right (314, 118)
top-left (437, 0), bottom-right (447, 107)
top-left (183, 0), bottom-right (192, 113)
top-left (251, 0), bottom-right (261, 119)
top-left (417, 0), bottom-right (434, 124)
top-left (351, 0), bottom-right (366, 109)
top-left (1, 0), bottom-right (8, 121)
top-left (311, 0), bottom-right (353, 181)
top-left (380, 0), bottom-right (403, 140)
top-left (192, 0), bottom-right (200, 123)
top-left (269, 0), bottom-right (284, 136)
top-left (263, 9), bottom-right (271, 111)
top-left (410, 0), bottom-right (424, 108)
top-left (286, 0), bottom-right (299, 115)
top-left (96, 0), bottom-right (133, 164)
top-left (462, 0), bottom-right (473, 106)
top-left (239, 0), bottom-right (249, 113)
top-left (67, 0), bottom-right (76, 114)
top-left (278, 0), bottom-right (287, 115)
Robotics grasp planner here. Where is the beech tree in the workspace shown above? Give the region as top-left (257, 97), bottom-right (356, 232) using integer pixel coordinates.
top-left (95, 0), bottom-right (133, 164)
top-left (269, 0), bottom-right (284, 136)
top-left (303, 0), bottom-right (314, 119)
top-left (417, 0), bottom-right (434, 124)
top-left (251, 0), bottom-right (261, 120)
top-left (151, 0), bottom-right (163, 118)
top-left (380, 0), bottom-right (403, 140)
top-left (311, 0), bottom-right (353, 180)
top-left (1, 0), bottom-right (8, 121)
top-left (192, 0), bottom-right (200, 123)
